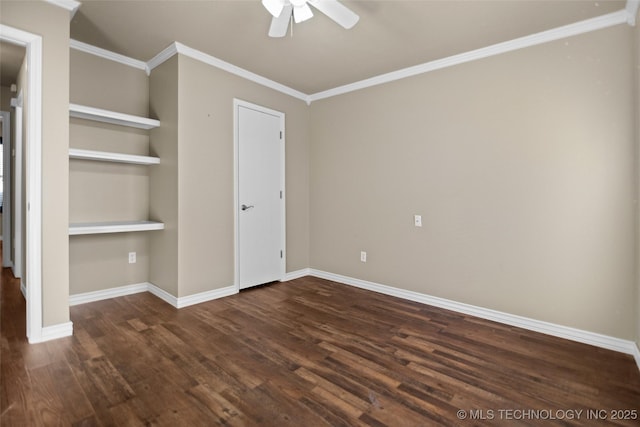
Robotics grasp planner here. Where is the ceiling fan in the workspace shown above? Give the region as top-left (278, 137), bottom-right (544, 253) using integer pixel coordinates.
top-left (262, 0), bottom-right (360, 37)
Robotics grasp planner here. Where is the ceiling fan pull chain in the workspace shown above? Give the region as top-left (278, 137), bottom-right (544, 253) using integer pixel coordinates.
top-left (290, 13), bottom-right (293, 38)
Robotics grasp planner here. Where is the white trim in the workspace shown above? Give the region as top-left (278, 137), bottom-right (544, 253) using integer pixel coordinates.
top-left (176, 43), bottom-right (308, 102)
top-left (69, 282), bottom-right (149, 306)
top-left (146, 282), bottom-right (179, 307)
top-left (626, 0), bottom-right (640, 25)
top-left (70, 39), bottom-right (147, 71)
top-left (1, 25), bottom-right (45, 344)
top-left (40, 321), bottom-right (73, 341)
top-left (69, 103), bottom-right (160, 129)
top-left (283, 268), bottom-right (311, 281)
top-left (70, 281), bottom-right (238, 310)
top-left (233, 99), bottom-right (286, 291)
top-left (633, 343), bottom-right (640, 372)
top-left (147, 42), bottom-right (309, 102)
top-left (145, 42), bottom-right (179, 76)
top-left (20, 282), bottom-right (26, 299)
top-left (175, 285), bottom-right (238, 309)
top-left (69, 148), bottom-right (160, 165)
top-left (44, 0), bottom-right (81, 18)
top-left (308, 269), bottom-right (639, 358)
top-left (69, 221), bottom-right (165, 236)
top-left (308, 10), bottom-right (630, 102)
top-left (71, 8), bottom-right (630, 104)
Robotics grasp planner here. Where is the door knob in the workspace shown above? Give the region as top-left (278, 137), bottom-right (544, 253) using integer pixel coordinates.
top-left (241, 204), bottom-right (254, 211)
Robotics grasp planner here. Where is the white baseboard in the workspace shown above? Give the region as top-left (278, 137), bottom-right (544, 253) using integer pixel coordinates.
top-left (70, 282), bottom-right (237, 310)
top-left (64, 270), bottom-right (640, 369)
top-left (175, 285), bottom-right (237, 308)
top-left (20, 282), bottom-right (26, 299)
top-left (69, 282), bottom-right (148, 306)
top-left (146, 282), bottom-right (179, 307)
top-left (36, 321), bottom-right (73, 343)
top-left (283, 268), bottom-right (311, 282)
top-left (308, 269), bottom-right (639, 358)
top-left (633, 342), bottom-right (640, 372)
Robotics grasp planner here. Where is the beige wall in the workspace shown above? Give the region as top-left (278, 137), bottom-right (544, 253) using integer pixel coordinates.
top-left (148, 54), bottom-right (310, 298)
top-left (0, 0), bottom-right (70, 327)
top-left (175, 55), bottom-right (309, 297)
top-left (0, 86), bottom-right (11, 238)
top-left (0, 86), bottom-right (11, 110)
top-left (69, 50), bottom-right (152, 294)
top-left (149, 55), bottom-right (179, 296)
top-left (310, 25), bottom-right (636, 340)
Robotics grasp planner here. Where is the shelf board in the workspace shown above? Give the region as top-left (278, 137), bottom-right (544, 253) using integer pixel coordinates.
top-left (69, 148), bottom-right (160, 165)
top-left (69, 103), bottom-right (160, 130)
top-left (69, 221), bottom-right (165, 236)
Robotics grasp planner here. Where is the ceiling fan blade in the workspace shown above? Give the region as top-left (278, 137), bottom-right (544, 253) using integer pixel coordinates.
top-left (262, 0), bottom-right (284, 18)
top-left (308, 0), bottom-right (359, 29)
top-left (268, 4), bottom-right (293, 37)
top-left (293, 3), bottom-right (314, 23)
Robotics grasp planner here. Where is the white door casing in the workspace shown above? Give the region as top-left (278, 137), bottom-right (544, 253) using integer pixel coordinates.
top-left (234, 99), bottom-right (285, 290)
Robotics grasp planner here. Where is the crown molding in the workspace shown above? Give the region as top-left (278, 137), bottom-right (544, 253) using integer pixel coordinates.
top-left (626, 0), bottom-right (640, 25)
top-left (308, 9), bottom-right (630, 102)
top-left (72, 7), bottom-right (630, 104)
top-left (145, 42), bottom-right (179, 75)
top-left (145, 41), bottom-right (309, 102)
top-left (70, 39), bottom-right (147, 71)
top-left (44, 0), bottom-right (81, 18)
top-left (174, 42), bottom-right (309, 102)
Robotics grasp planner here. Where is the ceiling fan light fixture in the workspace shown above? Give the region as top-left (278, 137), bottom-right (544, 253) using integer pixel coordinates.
top-left (293, 3), bottom-right (314, 23)
top-left (262, 0), bottom-right (285, 18)
top-left (264, 0), bottom-right (359, 38)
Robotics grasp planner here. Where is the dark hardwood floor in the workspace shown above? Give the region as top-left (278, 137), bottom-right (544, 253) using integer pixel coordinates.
top-left (2, 263), bottom-right (639, 425)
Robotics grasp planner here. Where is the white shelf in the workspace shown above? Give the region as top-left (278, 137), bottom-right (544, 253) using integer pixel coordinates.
top-left (69, 221), bottom-right (165, 236)
top-left (69, 148), bottom-right (160, 165)
top-left (69, 103), bottom-right (160, 130)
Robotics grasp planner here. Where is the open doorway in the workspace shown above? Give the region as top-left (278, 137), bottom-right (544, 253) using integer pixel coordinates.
top-left (0, 41), bottom-right (25, 280)
top-left (0, 25), bottom-right (44, 343)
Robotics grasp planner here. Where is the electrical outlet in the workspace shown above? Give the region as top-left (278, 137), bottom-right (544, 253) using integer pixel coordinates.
top-left (360, 251), bottom-right (367, 263)
top-left (128, 252), bottom-right (136, 264)
top-left (414, 215), bottom-right (422, 227)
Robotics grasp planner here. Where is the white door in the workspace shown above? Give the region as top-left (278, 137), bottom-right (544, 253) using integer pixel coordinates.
top-left (235, 100), bottom-right (285, 290)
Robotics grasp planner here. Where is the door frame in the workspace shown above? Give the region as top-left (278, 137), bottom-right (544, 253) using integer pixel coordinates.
top-left (0, 110), bottom-right (11, 268)
top-left (0, 24), bottom-right (44, 343)
top-left (233, 98), bottom-right (286, 291)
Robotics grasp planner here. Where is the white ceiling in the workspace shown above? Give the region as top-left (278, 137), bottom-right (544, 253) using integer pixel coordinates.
top-left (69, 0), bottom-right (626, 94)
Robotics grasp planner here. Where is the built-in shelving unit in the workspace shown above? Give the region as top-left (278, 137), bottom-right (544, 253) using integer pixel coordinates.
top-left (69, 148), bottom-right (160, 165)
top-left (69, 221), bottom-right (165, 236)
top-left (69, 103), bottom-right (160, 130)
top-left (69, 103), bottom-right (163, 236)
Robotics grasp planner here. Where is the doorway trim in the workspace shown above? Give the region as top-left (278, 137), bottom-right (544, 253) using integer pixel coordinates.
top-left (233, 98), bottom-right (286, 291)
top-left (0, 24), bottom-right (44, 343)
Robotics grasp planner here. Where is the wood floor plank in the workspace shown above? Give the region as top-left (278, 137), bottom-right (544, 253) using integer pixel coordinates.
top-left (2, 260), bottom-right (639, 425)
